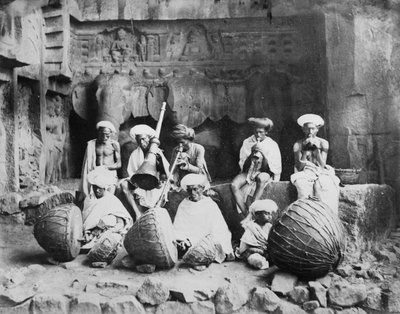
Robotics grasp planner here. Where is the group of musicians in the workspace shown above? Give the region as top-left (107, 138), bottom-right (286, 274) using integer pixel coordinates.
top-left (78, 113), bottom-right (340, 268)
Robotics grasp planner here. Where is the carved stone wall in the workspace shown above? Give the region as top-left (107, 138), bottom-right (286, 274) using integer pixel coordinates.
top-left (0, 82), bottom-right (12, 193)
top-left (69, 14), bottom-right (326, 180)
top-left (17, 79), bottom-right (42, 188)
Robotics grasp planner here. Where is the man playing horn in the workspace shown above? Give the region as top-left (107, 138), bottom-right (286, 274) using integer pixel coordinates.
top-left (169, 124), bottom-right (211, 188)
top-left (120, 124), bottom-right (170, 220)
top-left (231, 117), bottom-right (282, 217)
top-left (291, 114), bottom-right (340, 213)
top-left (80, 121), bottom-right (121, 198)
top-left (82, 167), bottom-right (132, 250)
top-left (173, 174), bottom-right (234, 261)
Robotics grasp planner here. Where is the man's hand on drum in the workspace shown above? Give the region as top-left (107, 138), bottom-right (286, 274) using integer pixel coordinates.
top-left (175, 238), bottom-right (191, 251)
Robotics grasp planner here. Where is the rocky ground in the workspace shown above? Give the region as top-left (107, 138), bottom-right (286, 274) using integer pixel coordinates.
top-left (0, 181), bottom-right (400, 314)
top-left (1, 211), bottom-right (400, 314)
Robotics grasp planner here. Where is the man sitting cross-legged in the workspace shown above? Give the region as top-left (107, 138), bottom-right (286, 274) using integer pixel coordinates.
top-left (173, 174), bottom-right (234, 262)
top-left (82, 168), bottom-right (132, 251)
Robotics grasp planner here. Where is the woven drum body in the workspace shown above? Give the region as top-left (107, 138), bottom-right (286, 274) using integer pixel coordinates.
top-left (124, 207), bottom-right (177, 269)
top-left (183, 234), bottom-right (217, 266)
top-left (34, 203), bottom-right (83, 262)
top-left (87, 231), bottom-right (122, 264)
top-left (268, 198), bottom-right (346, 279)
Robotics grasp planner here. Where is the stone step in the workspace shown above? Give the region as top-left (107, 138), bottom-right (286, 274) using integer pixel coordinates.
top-left (42, 9), bottom-right (63, 18)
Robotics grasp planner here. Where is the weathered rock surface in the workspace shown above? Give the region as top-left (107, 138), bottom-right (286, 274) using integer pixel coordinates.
top-left (336, 308), bottom-right (367, 314)
top-left (303, 300), bottom-right (320, 311)
top-left (362, 286), bottom-right (382, 311)
top-left (135, 264), bottom-right (156, 274)
top-left (328, 282), bottom-right (367, 307)
top-left (101, 295), bottom-right (145, 314)
top-left (271, 271), bottom-right (298, 296)
top-left (309, 281), bottom-right (327, 307)
top-left (136, 278), bottom-right (169, 306)
top-left (386, 280), bottom-right (400, 313)
top-left (31, 293), bottom-right (69, 314)
top-left (249, 287), bottom-right (280, 312)
top-left (0, 193), bottom-right (22, 215)
top-left (0, 283), bottom-right (38, 307)
top-left (275, 299), bottom-right (307, 314)
top-left (70, 293), bottom-right (102, 314)
top-left (0, 299), bottom-right (31, 314)
top-left (287, 286), bottom-right (310, 305)
top-left (155, 301), bottom-right (215, 314)
top-left (213, 283), bottom-right (248, 314)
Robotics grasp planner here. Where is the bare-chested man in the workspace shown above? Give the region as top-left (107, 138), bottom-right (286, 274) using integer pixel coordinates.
top-left (80, 121), bottom-right (121, 198)
top-left (291, 114), bottom-right (340, 213)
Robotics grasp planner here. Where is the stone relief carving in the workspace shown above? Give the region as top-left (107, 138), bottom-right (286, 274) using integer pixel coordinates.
top-left (45, 94), bottom-right (66, 184)
top-left (136, 34), bottom-right (147, 62)
top-left (110, 28), bottom-right (134, 62)
top-left (180, 27), bottom-right (210, 61)
top-left (17, 84), bottom-right (42, 188)
top-left (166, 33), bottom-right (182, 61)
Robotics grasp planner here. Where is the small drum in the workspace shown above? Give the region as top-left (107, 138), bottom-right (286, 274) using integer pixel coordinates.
top-left (87, 231), bottom-right (122, 264)
top-left (124, 207), bottom-right (177, 269)
top-left (183, 234), bottom-right (217, 267)
top-left (268, 197), bottom-right (346, 278)
top-left (34, 203), bottom-right (83, 262)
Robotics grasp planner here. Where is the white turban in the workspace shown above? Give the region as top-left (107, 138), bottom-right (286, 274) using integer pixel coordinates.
top-left (87, 167), bottom-right (116, 189)
top-left (96, 121), bottom-right (116, 133)
top-left (297, 114), bottom-right (324, 127)
top-left (130, 124), bottom-right (156, 140)
top-left (249, 199), bottom-right (278, 215)
top-left (180, 174), bottom-right (210, 191)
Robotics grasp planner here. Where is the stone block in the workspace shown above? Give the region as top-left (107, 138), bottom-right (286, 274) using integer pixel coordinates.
top-left (315, 275), bottom-right (332, 289)
top-left (0, 193), bottom-right (22, 215)
top-left (287, 286), bottom-right (310, 305)
top-left (312, 309), bottom-right (335, 314)
top-left (335, 308), bottom-right (367, 314)
top-left (70, 293), bottom-right (101, 314)
top-left (249, 287), bottom-right (280, 312)
top-left (309, 281), bottom-right (327, 307)
top-left (101, 295), bottom-right (145, 314)
top-left (0, 299), bottom-right (31, 314)
top-left (213, 283), bottom-right (248, 314)
top-left (135, 264), bottom-right (156, 273)
top-left (303, 300), bottom-right (320, 311)
top-left (386, 281), bottom-right (400, 313)
top-left (275, 300), bottom-right (307, 314)
top-left (262, 181), bottom-right (297, 211)
top-left (0, 283), bottom-right (38, 307)
top-left (362, 286), bottom-right (382, 311)
top-left (136, 278), bottom-right (169, 306)
top-left (155, 301), bottom-right (215, 314)
top-left (328, 282), bottom-right (367, 307)
top-left (271, 271), bottom-right (298, 296)
top-left (170, 289), bottom-right (196, 303)
top-left (337, 265), bottom-right (354, 278)
top-left (31, 293), bottom-right (68, 314)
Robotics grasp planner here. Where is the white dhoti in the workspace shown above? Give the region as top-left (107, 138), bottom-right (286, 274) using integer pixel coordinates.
top-left (291, 165), bottom-right (340, 214)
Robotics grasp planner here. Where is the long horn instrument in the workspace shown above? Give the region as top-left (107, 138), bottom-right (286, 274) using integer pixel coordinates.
top-left (155, 143), bottom-right (184, 208)
top-left (130, 102), bottom-right (167, 190)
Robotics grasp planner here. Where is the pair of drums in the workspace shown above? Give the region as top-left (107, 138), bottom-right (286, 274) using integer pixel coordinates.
top-left (34, 203), bottom-right (121, 264)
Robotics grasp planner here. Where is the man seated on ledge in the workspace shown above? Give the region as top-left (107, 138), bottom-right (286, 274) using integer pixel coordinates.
top-left (82, 167), bottom-right (132, 250)
top-left (173, 174), bottom-right (234, 260)
top-left (291, 113), bottom-right (340, 213)
top-left (120, 124), bottom-right (170, 220)
top-left (231, 117), bottom-right (282, 218)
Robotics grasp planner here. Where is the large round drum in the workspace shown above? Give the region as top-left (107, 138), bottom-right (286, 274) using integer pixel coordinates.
top-left (34, 203), bottom-right (83, 262)
top-left (268, 198), bottom-right (346, 279)
top-left (183, 234), bottom-right (216, 267)
top-left (124, 207), bottom-right (177, 269)
top-left (88, 231), bottom-right (122, 264)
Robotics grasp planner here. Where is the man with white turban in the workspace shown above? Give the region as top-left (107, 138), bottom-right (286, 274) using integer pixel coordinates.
top-left (231, 117), bottom-right (282, 217)
top-left (173, 174), bottom-right (234, 261)
top-left (82, 167), bottom-right (132, 250)
top-left (238, 199), bottom-right (278, 269)
top-left (120, 124), bottom-right (170, 220)
top-left (291, 114), bottom-right (340, 213)
top-left (80, 121), bottom-right (121, 198)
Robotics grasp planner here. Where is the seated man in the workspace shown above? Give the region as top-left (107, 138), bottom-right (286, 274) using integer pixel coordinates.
top-left (80, 121), bottom-right (121, 198)
top-left (231, 117), bottom-right (281, 217)
top-left (237, 199), bottom-right (278, 270)
top-left (173, 174), bottom-right (234, 261)
top-left (291, 114), bottom-right (340, 213)
top-left (169, 124), bottom-right (211, 188)
top-left (120, 124), bottom-right (170, 220)
top-left (82, 168), bottom-right (132, 250)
